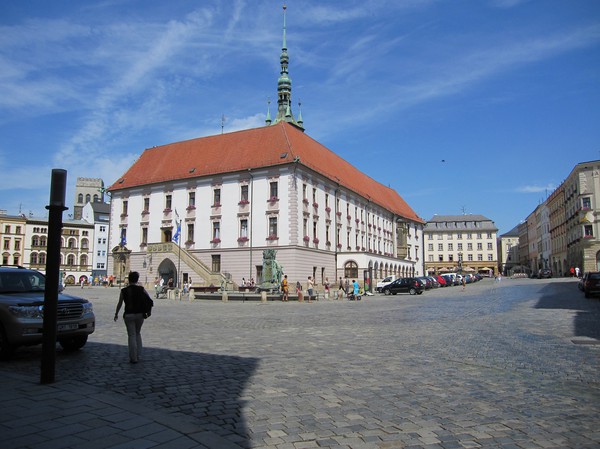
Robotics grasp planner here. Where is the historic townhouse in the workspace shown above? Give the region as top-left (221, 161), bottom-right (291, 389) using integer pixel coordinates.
top-left (81, 201), bottom-right (110, 281)
top-left (562, 161), bottom-right (600, 272)
top-left (106, 7), bottom-right (424, 291)
top-left (498, 225), bottom-right (520, 276)
top-left (547, 183), bottom-right (567, 276)
top-left (423, 214), bottom-right (498, 277)
top-left (0, 212), bottom-right (26, 266)
top-left (23, 218), bottom-right (94, 284)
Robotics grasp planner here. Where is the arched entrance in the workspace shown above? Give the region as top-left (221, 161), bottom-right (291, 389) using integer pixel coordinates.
top-left (157, 258), bottom-right (177, 287)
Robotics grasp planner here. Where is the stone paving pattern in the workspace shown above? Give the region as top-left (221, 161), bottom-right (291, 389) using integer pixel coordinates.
top-left (1, 277), bottom-right (599, 448)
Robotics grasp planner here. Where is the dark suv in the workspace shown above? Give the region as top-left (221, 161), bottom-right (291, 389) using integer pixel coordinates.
top-left (583, 272), bottom-right (600, 298)
top-left (0, 266), bottom-right (95, 359)
top-left (381, 277), bottom-right (424, 295)
top-left (539, 268), bottom-right (552, 279)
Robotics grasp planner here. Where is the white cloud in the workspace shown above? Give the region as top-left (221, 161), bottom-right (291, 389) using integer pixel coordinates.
top-left (516, 184), bottom-right (556, 194)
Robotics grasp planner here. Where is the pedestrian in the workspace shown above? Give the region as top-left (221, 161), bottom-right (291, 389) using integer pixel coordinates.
top-left (324, 277), bottom-right (330, 299)
top-left (307, 276), bottom-right (314, 302)
top-left (296, 281), bottom-right (303, 302)
top-left (114, 271), bottom-right (152, 364)
top-left (281, 274), bottom-right (289, 301)
top-left (352, 279), bottom-right (359, 299)
top-left (575, 267), bottom-right (580, 278)
top-left (344, 277), bottom-right (350, 299)
top-left (462, 276), bottom-right (466, 291)
top-left (570, 267), bottom-right (575, 277)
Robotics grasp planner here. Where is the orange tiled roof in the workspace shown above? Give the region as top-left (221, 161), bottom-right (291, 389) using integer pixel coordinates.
top-left (108, 121), bottom-right (423, 222)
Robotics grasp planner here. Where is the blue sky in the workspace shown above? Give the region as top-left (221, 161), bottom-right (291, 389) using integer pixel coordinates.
top-left (1, 0), bottom-right (599, 234)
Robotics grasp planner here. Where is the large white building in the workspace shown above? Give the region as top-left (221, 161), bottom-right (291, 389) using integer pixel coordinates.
top-left (423, 214), bottom-right (499, 276)
top-left (106, 7), bottom-right (424, 292)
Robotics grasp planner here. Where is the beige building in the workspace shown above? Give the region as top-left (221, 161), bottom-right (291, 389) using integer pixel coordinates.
top-left (423, 215), bottom-right (498, 276)
top-left (0, 212), bottom-right (26, 266)
top-left (563, 161), bottom-right (600, 273)
top-left (498, 225), bottom-right (520, 275)
top-left (547, 183), bottom-right (567, 276)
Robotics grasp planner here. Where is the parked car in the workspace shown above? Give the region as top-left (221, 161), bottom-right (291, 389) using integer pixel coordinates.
top-left (381, 277), bottom-right (424, 295)
top-left (418, 277), bottom-right (433, 290)
top-left (0, 266), bottom-right (95, 359)
top-left (539, 268), bottom-right (552, 279)
top-left (435, 275), bottom-right (447, 287)
top-left (376, 275), bottom-right (397, 293)
top-left (582, 272), bottom-right (600, 298)
top-left (442, 274), bottom-right (457, 286)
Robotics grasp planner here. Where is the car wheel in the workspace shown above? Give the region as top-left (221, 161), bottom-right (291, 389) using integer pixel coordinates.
top-left (409, 287), bottom-right (416, 295)
top-left (59, 335), bottom-right (88, 352)
top-left (383, 289), bottom-right (391, 295)
top-left (0, 323), bottom-right (15, 360)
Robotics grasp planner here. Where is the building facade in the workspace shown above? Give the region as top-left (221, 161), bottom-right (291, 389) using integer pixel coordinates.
top-left (73, 177), bottom-right (104, 220)
top-left (81, 201), bottom-right (110, 281)
top-left (497, 225), bottom-right (520, 276)
top-left (0, 212), bottom-right (26, 266)
top-left (105, 8), bottom-right (423, 291)
top-left (423, 214), bottom-right (498, 276)
top-left (22, 218), bottom-right (94, 284)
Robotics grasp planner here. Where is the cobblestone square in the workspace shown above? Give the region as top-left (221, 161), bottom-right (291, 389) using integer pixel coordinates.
top-left (1, 278), bottom-right (599, 449)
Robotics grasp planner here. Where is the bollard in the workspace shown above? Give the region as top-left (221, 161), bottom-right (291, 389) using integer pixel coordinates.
top-left (189, 288), bottom-right (194, 302)
top-left (222, 291), bottom-right (228, 302)
top-left (261, 291), bottom-right (267, 302)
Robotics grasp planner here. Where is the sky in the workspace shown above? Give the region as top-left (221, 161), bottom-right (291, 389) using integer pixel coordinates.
top-left (0, 0), bottom-right (599, 235)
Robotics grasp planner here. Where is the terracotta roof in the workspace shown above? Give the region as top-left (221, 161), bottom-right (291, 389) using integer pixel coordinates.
top-left (109, 121), bottom-right (423, 222)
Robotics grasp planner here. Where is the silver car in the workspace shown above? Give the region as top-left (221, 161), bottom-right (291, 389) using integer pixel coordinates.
top-left (0, 266), bottom-right (95, 359)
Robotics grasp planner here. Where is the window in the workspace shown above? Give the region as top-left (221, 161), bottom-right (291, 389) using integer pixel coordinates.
top-left (582, 197), bottom-right (591, 210)
top-left (188, 191), bottom-right (195, 207)
top-left (39, 253), bottom-right (46, 264)
top-left (85, 194), bottom-right (91, 203)
top-left (448, 243), bottom-right (453, 251)
top-left (78, 193), bottom-right (83, 204)
top-left (144, 197), bottom-right (150, 211)
top-left (438, 243), bottom-right (443, 251)
top-left (488, 254), bottom-right (494, 261)
top-left (477, 243), bottom-right (482, 250)
top-left (438, 255), bottom-right (444, 261)
top-left (467, 243), bottom-right (473, 250)
top-left (344, 261), bottom-right (358, 278)
top-left (212, 222), bottom-right (220, 240)
top-left (213, 189), bottom-right (221, 206)
top-left (165, 194), bottom-right (172, 210)
top-left (302, 184), bottom-right (307, 200)
top-left (468, 254), bottom-right (473, 261)
top-left (467, 233), bottom-right (472, 239)
top-left (312, 188), bottom-right (317, 204)
top-left (13, 256), bottom-right (19, 266)
top-left (457, 233), bottom-right (462, 239)
top-left (241, 185), bottom-right (249, 202)
top-left (584, 225), bottom-right (593, 237)
top-left (211, 255), bottom-right (221, 272)
top-left (80, 255), bottom-right (88, 267)
top-left (31, 253), bottom-right (38, 264)
top-left (428, 243), bottom-right (433, 251)
top-left (270, 182), bottom-right (278, 200)
top-left (67, 255), bottom-right (75, 265)
top-left (240, 219), bottom-right (248, 238)
top-left (141, 228), bottom-right (148, 244)
top-left (487, 243), bottom-right (493, 250)
top-left (4, 225), bottom-right (10, 234)
top-left (4, 239), bottom-right (10, 250)
top-left (187, 224), bottom-right (194, 242)
top-left (14, 240), bottom-right (20, 251)
top-left (269, 217), bottom-right (278, 238)
top-left (16, 226), bottom-right (21, 234)
top-left (303, 218), bottom-right (308, 237)
top-left (458, 243), bottom-right (463, 251)
top-left (477, 233), bottom-right (482, 239)
top-left (81, 239), bottom-right (88, 249)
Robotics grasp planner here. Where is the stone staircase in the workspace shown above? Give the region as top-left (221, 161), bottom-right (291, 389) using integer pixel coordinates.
top-left (147, 242), bottom-right (227, 287)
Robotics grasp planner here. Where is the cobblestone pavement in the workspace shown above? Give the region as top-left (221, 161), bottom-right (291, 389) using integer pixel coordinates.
top-left (1, 277), bottom-right (599, 448)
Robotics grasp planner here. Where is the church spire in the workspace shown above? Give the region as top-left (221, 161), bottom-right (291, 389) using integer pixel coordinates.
top-left (271, 4), bottom-right (304, 131)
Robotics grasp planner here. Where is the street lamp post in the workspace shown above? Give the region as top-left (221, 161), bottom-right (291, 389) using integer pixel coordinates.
top-left (458, 252), bottom-right (463, 275)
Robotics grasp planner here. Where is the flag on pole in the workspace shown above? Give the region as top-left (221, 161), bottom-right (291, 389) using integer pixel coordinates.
top-left (172, 208), bottom-right (181, 243)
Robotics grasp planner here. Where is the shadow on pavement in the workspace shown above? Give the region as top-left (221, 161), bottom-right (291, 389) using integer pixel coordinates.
top-left (1, 341), bottom-right (259, 447)
top-left (535, 280), bottom-right (600, 340)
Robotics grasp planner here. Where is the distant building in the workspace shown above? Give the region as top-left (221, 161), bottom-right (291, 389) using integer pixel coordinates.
top-left (498, 225), bottom-right (520, 275)
top-left (0, 211), bottom-right (26, 266)
top-left (423, 214), bottom-right (498, 276)
top-left (73, 177), bottom-right (104, 220)
top-left (22, 217), bottom-right (94, 284)
top-left (547, 183), bottom-right (566, 276)
top-left (81, 201), bottom-right (110, 280)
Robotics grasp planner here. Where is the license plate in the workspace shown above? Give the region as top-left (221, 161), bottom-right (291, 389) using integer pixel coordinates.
top-left (58, 324), bottom-right (79, 331)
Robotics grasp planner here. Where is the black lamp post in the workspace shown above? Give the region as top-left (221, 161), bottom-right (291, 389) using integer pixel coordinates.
top-left (458, 252), bottom-right (463, 275)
